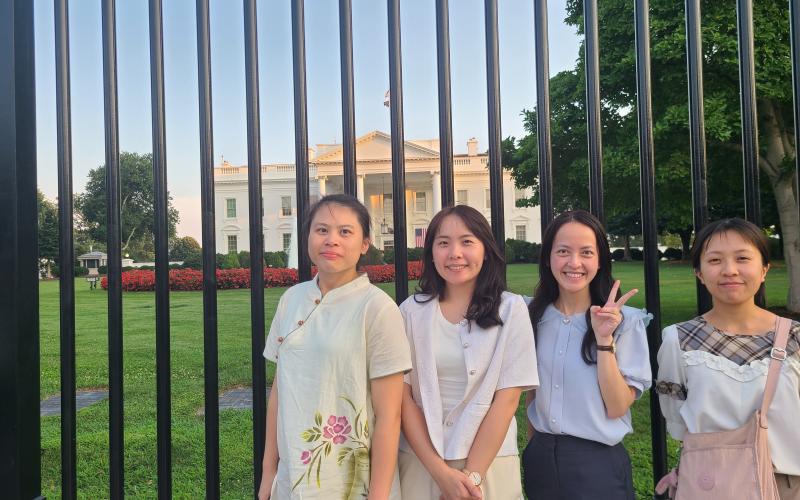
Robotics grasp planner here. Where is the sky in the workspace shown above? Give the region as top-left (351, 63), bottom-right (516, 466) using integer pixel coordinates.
top-left (34, 0), bottom-right (581, 241)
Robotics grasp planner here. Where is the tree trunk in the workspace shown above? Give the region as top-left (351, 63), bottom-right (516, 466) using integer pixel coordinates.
top-left (679, 230), bottom-right (692, 260)
top-left (758, 98), bottom-right (800, 313)
top-left (771, 176), bottom-right (800, 312)
top-left (623, 235), bottom-right (631, 261)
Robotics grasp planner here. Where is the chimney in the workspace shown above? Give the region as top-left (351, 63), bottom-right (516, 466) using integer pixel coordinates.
top-left (467, 137), bottom-right (478, 156)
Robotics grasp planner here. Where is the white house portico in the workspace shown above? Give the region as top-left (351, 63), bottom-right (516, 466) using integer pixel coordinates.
top-left (213, 131), bottom-right (541, 255)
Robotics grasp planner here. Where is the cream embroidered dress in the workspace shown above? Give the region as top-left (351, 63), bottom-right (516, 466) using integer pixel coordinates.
top-left (264, 274), bottom-right (412, 499)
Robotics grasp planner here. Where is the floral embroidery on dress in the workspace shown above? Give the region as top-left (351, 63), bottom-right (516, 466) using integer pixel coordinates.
top-left (293, 396), bottom-right (371, 499)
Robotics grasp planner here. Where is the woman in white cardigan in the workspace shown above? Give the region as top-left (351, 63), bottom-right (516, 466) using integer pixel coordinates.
top-left (398, 205), bottom-right (538, 500)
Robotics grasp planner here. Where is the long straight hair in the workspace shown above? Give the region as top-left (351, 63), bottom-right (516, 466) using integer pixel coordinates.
top-left (415, 205), bottom-right (506, 329)
top-left (528, 210), bottom-right (619, 364)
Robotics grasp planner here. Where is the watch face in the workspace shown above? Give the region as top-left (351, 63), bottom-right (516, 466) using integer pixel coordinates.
top-left (468, 471), bottom-right (482, 486)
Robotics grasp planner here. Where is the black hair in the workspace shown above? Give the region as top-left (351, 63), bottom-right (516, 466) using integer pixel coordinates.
top-left (304, 194), bottom-right (371, 240)
top-left (528, 209), bottom-right (619, 364)
top-left (690, 217), bottom-right (770, 307)
top-left (414, 204), bottom-right (506, 329)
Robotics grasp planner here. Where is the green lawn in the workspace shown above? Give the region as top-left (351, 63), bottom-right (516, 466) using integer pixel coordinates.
top-left (39, 262), bottom-right (791, 499)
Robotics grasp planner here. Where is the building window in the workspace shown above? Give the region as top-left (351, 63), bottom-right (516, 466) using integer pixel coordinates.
top-left (456, 190), bottom-right (468, 205)
top-left (415, 192), bottom-right (427, 212)
top-left (281, 196), bottom-right (292, 216)
top-left (383, 239), bottom-right (394, 251)
top-left (515, 188), bottom-right (527, 204)
top-left (226, 198), bottom-right (236, 218)
top-left (515, 225), bottom-right (527, 241)
top-left (227, 235), bottom-right (238, 254)
top-left (282, 233), bottom-right (292, 251)
top-left (485, 189), bottom-right (491, 209)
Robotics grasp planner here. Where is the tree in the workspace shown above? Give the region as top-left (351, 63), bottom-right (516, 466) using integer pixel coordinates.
top-left (170, 236), bottom-right (201, 261)
top-left (38, 191), bottom-right (59, 276)
top-left (76, 152), bottom-right (180, 262)
top-left (507, 0), bottom-right (799, 311)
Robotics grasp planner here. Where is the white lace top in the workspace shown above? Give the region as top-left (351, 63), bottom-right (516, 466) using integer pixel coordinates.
top-left (656, 318), bottom-right (800, 475)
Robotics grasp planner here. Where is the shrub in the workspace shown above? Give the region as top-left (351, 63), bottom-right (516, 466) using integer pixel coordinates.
top-left (182, 252), bottom-right (203, 269)
top-left (611, 249), bottom-right (626, 261)
top-left (75, 266), bottom-right (89, 277)
top-left (221, 252), bottom-right (240, 269)
top-left (768, 237), bottom-right (784, 260)
top-left (504, 239), bottom-right (540, 263)
top-left (237, 250), bottom-right (251, 269)
top-left (663, 247), bottom-right (682, 261)
top-left (408, 247), bottom-right (424, 262)
top-left (264, 251), bottom-right (287, 268)
top-left (382, 248), bottom-right (424, 265)
top-left (98, 265), bottom-right (108, 274)
top-left (360, 244), bottom-right (385, 265)
top-left (101, 264), bottom-right (415, 291)
top-left (630, 248), bottom-right (644, 261)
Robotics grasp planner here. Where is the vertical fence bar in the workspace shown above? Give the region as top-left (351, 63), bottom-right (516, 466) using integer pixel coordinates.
top-left (292, 0), bottom-right (312, 281)
top-left (633, 1), bottom-right (668, 495)
top-left (243, 0), bottom-right (267, 494)
top-left (484, 0), bottom-right (505, 252)
top-left (339, 0), bottom-right (357, 197)
top-left (0, 0), bottom-right (41, 496)
top-left (54, 1), bottom-right (77, 497)
top-left (196, 0), bottom-right (221, 495)
top-left (533, 0), bottom-right (554, 230)
top-left (583, 0), bottom-right (604, 222)
top-left (684, 0), bottom-right (712, 314)
top-left (388, 0), bottom-right (409, 302)
top-left (101, 1), bottom-right (125, 496)
top-left (791, 0), bottom-right (800, 235)
top-left (148, 0), bottom-right (173, 496)
top-left (736, 0), bottom-right (761, 225)
top-left (435, 0), bottom-right (455, 207)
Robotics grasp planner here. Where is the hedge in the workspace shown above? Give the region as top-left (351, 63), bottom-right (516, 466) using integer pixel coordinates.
top-left (101, 262), bottom-right (423, 292)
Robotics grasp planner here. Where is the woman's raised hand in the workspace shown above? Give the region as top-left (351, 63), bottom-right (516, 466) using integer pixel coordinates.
top-left (590, 280), bottom-right (638, 341)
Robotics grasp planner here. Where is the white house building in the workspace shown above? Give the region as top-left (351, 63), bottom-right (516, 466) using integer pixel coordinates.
top-left (214, 131), bottom-right (541, 255)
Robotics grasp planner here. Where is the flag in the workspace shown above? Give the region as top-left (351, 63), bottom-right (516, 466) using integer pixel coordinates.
top-left (383, 89), bottom-right (390, 107)
top-left (415, 228), bottom-right (427, 248)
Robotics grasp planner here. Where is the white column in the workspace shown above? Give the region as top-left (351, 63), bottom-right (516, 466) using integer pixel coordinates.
top-left (357, 174), bottom-right (365, 204)
top-left (319, 176), bottom-right (327, 196)
top-left (432, 171), bottom-right (441, 213)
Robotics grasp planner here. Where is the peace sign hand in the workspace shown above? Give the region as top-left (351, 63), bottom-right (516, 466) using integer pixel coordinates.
top-left (590, 280), bottom-right (638, 341)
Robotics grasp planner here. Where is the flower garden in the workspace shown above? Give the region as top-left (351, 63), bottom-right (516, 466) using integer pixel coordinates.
top-left (101, 262), bottom-right (424, 292)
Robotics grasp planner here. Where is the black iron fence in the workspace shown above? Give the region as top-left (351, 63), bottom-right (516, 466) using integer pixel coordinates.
top-left (2, 0), bottom-right (799, 498)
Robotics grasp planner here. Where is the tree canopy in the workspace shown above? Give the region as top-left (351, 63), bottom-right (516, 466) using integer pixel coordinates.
top-left (505, 0), bottom-right (799, 311)
top-left (76, 152), bottom-right (180, 262)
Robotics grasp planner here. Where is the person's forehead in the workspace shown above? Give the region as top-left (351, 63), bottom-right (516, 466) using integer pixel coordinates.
top-left (554, 223), bottom-right (596, 246)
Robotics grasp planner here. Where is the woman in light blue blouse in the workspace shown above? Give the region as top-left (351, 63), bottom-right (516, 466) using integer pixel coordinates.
top-left (522, 210), bottom-right (652, 500)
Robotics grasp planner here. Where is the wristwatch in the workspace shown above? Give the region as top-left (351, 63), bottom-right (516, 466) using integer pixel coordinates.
top-left (461, 469), bottom-right (483, 487)
top-left (597, 338), bottom-right (616, 354)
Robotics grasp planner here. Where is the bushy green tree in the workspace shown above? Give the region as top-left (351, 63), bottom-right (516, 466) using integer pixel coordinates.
top-left (506, 0), bottom-right (799, 311)
top-left (76, 151), bottom-right (180, 261)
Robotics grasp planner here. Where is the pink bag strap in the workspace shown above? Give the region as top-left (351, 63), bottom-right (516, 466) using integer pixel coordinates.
top-left (759, 316), bottom-right (793, 425)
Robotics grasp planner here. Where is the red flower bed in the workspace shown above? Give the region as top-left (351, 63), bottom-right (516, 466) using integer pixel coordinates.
top-left (101, 262), bottom-right (420, 292)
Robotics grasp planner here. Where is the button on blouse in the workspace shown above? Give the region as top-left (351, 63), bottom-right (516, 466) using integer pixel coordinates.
top-left (527, 303), bottom-right (652, 446)
top-left (400, 292), bottom-right (539, 460)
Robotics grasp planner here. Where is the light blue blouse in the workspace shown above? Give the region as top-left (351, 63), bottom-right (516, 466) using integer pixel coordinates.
top-left (526, 303), bottom-right (653, 446)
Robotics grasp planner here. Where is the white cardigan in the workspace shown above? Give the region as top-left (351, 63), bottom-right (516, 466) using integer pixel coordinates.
top-left (399, 292), bottom-right (539, 460)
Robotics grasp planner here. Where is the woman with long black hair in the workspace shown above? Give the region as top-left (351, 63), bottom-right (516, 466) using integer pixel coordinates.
top-left (399, 204), bottom-right (538, 500)
top-left (523, 210), bottom-right (651, 500)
